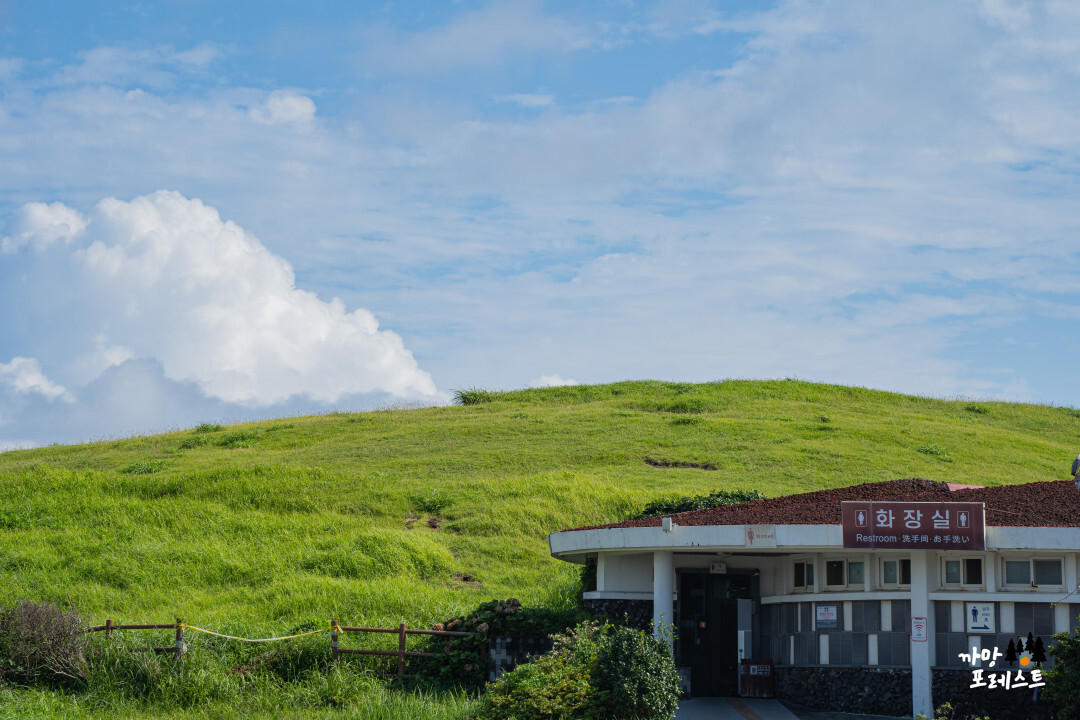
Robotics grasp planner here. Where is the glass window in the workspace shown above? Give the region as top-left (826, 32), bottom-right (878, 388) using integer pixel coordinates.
top-left (826, 560), bottom-right (845, 586)
top-left (806, 563), bottom-right (815, 586)
top-left (900, 559), bottom-right (911, 585)
top-left (1034, 560), bottom-right (1062, 586)
top-left (848, 561), bottom-right (865, 585)
top-left (964, 558), bottom-right (983, 585)
top-left (945, 560), bottom-right (962, 584)
top-left (1005, 560), bottom-right (1030, 585)
top-left (883, 560), bottom-right (898, 584)
top-left (794, 562), bottom-right (805, 588)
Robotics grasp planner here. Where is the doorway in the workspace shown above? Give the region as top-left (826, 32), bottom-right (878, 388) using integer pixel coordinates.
top-left (676, 571), bottom-right (756, 697)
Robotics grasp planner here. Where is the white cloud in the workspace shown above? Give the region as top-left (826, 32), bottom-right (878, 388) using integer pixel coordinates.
top-left (249, 90), bottom-right (317, 126)
top-left (8, 191), bottom-right (437, 406)
top-left (496, 93), bottom-right (555, 108)
top-left (366, 0), bottom-right (593, 74)
top-left (2, 201), bottom-right (88, 253)
top-left (528, 374), bottom-right (579, 388)
top-left (0, 357), bottom-right (71, 401)
top-left (50, 44), bottom-right (223, 88)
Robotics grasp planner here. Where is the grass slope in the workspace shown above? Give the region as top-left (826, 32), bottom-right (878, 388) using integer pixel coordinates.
top-left (0, 379), bottom-right (1077, 716)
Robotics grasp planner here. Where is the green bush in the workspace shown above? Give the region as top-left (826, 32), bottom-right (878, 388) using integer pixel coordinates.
top-left (635, 488), bottom-right (767, 519)
top-left (1046, 624), bottom-right (1080, 720)
top-left (591, 624), bottom-right (680, 719)
top-left (476, 620), bottom-right (680, 720)
top-left (476, 654), bottom-right (591, 720)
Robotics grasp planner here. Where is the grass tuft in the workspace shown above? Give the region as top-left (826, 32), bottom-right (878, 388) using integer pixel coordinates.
top-left (916, 443), bottom-right (954, 462)
top-left (452, 387), bottom-right (494, 406)
top-left (120, 461), bottom-right (170, 475)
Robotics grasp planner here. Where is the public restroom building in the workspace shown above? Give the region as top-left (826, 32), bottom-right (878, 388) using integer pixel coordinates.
top-left (548, 479), bottom-right (1080, 718)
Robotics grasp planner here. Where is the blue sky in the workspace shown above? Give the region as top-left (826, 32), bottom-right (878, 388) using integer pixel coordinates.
top-left (2, 0), bottom-right (1079, 449)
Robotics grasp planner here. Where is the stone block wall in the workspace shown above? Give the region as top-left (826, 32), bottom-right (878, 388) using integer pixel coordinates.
top-left (487, 635), bottom-right (554, 681)
top-left (582, 598), bottom-right (652, 630)
top-left (775, 666), bottom-right (913, 716)
top-left (774, 666), bottom-right (1058, 719)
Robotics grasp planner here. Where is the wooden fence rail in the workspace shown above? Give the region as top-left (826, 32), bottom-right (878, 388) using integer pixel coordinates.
top-left (85, 619), bottom-right (484, 679)
top-left (332, 621), bottom-right (484, 679)
top-left (86, 618), bottom-right (185, 657)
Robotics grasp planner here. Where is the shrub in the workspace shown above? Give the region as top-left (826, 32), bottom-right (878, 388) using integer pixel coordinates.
top-left (634, 488), bottom-right (767, 519)
top-left (1046, 624), bottom-right (1080, 720)
top-left (475, 654), bottom-right (591, 720)
top-left (590, 624), bottom-right (680, 719)
top-left (0, 601), bottom-right (87, 686)
top-left (476, 620), bottom-right (680, 720)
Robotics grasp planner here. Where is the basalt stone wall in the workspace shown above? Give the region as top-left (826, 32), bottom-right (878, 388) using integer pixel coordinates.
top-left (933, 669), bottom-right (1056, 720)
top-left (582, 598), bottom-right (652, 630)
top-left (776, 667), bottom-right (1058, 719)
top-left (774, 666), bottom-right (913, 716)
top-left (487, 635), bottom-right (554, 681)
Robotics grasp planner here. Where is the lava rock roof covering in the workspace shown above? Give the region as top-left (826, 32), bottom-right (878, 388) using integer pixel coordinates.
top-left (570, 479), bottom-right (1080, 531)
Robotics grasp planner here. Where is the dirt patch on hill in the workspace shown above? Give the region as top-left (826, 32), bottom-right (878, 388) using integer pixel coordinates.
top-left (643, 457), bottom-right (717, 471)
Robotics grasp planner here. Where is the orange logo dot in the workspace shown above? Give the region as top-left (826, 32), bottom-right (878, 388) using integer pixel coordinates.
top-left (1020, 656), bottom-right (1030, 666)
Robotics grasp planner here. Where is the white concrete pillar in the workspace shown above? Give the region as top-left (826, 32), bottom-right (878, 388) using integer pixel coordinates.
top-left (910, 550), bottom-right (933, 719)
top-left (652, 550), bottom-right (674, 643)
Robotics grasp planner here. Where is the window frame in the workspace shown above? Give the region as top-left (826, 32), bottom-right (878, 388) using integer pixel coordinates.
top-left (1001, 557), bottom-right (1064, 589)
top-left (880, 557), bottom-right (911, 588)
top-left (941, 556), bottom-right (984, 588)
top-left (819, 557), bottom-right (866, 590)
top-left (792, 558), bottom-right (816, 592)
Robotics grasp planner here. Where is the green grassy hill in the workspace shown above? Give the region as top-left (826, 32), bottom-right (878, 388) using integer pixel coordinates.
top-left (1, 379), bottom-right (1078, 717)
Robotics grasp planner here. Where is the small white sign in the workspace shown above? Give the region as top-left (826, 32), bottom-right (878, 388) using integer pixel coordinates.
top-left (966, 603), bottom-right (995, 633)
top-left (709, 562), bottom-right (727, 574)
top-left (912, 616), bottom-right (928, 642)
top-left (745, 524), bottom-right (777, 547)
top-left (816, 604), bottom-right (838, 629)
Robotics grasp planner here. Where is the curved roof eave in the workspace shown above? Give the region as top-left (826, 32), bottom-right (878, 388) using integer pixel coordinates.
top-left (548, 524), bottom-right (1080, 559)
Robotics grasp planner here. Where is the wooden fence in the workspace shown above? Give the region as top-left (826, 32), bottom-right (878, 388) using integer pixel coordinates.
top-left (85, 619), bottom-right (185, 657)
top-left (85, 619), bottom-right (485, 679)
top-left (331, 621), bottom-right (484, 679)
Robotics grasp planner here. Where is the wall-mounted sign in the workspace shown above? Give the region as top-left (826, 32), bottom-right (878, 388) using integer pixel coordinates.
top-left (966, 603), bottom-right (995, 633)
top-left (709, 562), bottom-right (727, 574)
top-left (912, 617), bottom-right (928, 642)
top-left (816, 604), bottom-right (837, 629)
top-left (744, 524), bottom-right (776, 548)
top-left (841, 501), bottom-right (985, 550)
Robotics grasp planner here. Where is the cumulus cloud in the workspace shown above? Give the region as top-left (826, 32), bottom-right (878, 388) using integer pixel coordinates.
top-left (1, 202), bottom-right (88, 253)
top-left (3, 191), bottom-right (437, 407)
top-left (0, 357), bottom-right (70, 400)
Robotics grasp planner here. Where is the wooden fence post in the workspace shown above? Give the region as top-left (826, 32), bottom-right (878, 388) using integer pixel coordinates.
top-left (105, 619), bottom-right (113, 638)
top-left (175, 618), bottom-right (184, 659)
top-left (397, 623), bottom-right (406, 678)
top-left (331, 620), bottom-right (339, 659)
